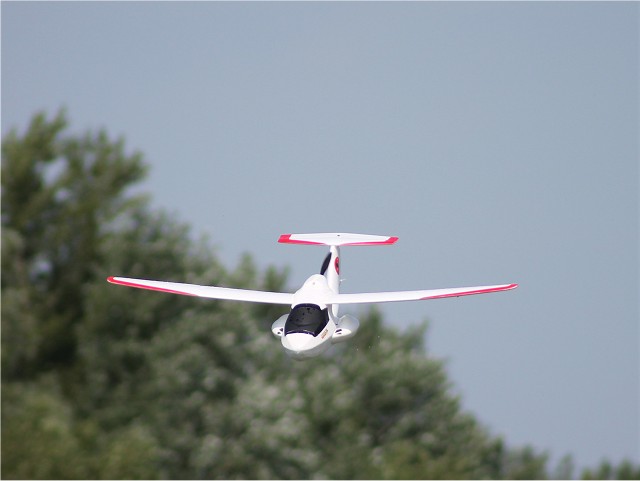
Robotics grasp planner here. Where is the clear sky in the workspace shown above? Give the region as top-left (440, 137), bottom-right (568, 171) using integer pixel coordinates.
top-left (2, 1), bottom-right (638, 472)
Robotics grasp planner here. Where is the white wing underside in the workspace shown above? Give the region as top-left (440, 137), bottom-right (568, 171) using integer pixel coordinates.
top-left (108, 277), bottom-right (516, 306)
top-left (329, 284), bottom-right (518, 304)
top-left (108, 277), bottom-right (295, 304)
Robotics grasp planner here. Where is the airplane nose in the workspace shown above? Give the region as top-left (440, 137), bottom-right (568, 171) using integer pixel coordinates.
top-left (286, 333), bottom-right (311, 350)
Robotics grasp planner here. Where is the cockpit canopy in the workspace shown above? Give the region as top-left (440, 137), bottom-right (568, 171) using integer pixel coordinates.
top-left (284, 304), bottom-right (329, 336)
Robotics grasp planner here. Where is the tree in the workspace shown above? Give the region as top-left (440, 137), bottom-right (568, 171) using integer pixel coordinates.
top-left (581, 459), bottom-right (640, 480)
top-left (1, 110), bottom-right (161, 478)
top-left (2, 110), bottom-right (148, 378)
top-left (4, 111), bottom-right (637, 480)
top-left (1, 110), bottom-right (292, 478)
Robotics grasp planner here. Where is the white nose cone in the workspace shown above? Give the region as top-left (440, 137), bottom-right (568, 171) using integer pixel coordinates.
top-left (285, 333), bottom-right (311, 351)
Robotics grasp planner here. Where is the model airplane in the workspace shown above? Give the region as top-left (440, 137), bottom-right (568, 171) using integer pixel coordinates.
top-left (108, 233), bottom-right (517, 360)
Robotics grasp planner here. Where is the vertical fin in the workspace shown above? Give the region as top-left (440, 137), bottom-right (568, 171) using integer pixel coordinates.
top-left (326, 246), bottom-right (340, 293)
top-left (326, 246), bottom-right (340, 317)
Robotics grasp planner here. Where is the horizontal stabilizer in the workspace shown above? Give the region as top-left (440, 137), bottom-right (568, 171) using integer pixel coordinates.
top-left (279, 233), bottom-right (398, 246)
top-left (107, 277), bottom-right (294, 305)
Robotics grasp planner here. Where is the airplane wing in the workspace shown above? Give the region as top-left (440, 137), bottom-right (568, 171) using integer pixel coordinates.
top-left (328, 283), bottom-right (518, 305)
top-left (107, 277), bottom-right (294, 305)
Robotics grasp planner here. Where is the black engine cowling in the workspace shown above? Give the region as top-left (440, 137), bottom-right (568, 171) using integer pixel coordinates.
top-left (284, 304), bottom-right (329, 336)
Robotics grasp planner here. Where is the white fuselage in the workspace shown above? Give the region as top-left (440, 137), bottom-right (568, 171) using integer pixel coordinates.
top-left (271, 246), bottom-right (360, 360)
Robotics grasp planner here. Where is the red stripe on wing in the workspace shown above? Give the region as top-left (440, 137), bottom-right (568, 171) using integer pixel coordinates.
top-left (278, 234), bottom-right (324, 245)
top-left (420, 283), bottom-right (518, 300)
top-left (107, 277), bottom-right (198, 297)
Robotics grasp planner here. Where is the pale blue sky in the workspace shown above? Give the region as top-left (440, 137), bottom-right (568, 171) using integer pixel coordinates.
top-left (3, 1), bottom-right (638, 472)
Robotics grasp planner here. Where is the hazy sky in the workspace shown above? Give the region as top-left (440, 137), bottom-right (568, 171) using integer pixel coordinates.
top-left (3, 1), bottom-right (638, 472)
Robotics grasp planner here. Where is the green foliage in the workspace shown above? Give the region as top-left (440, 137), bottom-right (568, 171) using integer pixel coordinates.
top-left (2, 111), bottom-right (637, 479)
top-left (2, 110), bottom-right (148, 377)
top-left (581, 459), bottom-right (640, 480)
top-left (1, 376), bottom-right (160, 480)
top-left (2, 378), bottom-right (85, 479)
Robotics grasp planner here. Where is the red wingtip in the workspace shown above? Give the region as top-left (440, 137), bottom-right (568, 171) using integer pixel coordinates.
top-left (419, 283), bottom-right (518, 300)
top-left (278, 234), bottom-right (324, 245)
top-left (106, 276), bottom-right (197, 296)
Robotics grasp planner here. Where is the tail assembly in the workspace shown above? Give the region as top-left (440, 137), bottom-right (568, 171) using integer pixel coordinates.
top-left (278, 233), bottom-right (398, 246)
top-left (278, 233), bottom-right (399, 283)
top-left (279, 233), bottom-right (398, 313)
